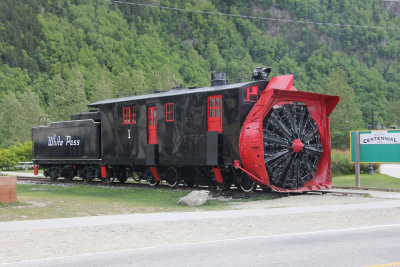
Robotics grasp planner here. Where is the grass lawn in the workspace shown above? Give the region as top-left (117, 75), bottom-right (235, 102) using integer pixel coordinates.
top-left (333, 173), bottom-right (400, 189)
top-left (0, 184), bottom-right (278, 222)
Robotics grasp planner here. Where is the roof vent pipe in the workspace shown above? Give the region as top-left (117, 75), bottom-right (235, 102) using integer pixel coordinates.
top-left (211, 72), bottom-right (226, 86)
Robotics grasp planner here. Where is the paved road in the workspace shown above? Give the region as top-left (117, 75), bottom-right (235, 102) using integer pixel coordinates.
top-left (6, 224), bottom-right (400, 267)
top-left (380, 164), bottom-right (400, 179)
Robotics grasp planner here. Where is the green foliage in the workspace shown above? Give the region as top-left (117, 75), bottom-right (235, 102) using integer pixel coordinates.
top-left (384, 92), bottom-right (400, 128)
top-left (0, 90), bottom-right (41, 147)
top-left (48, 67), bottom-right (88, 121)
top-left (0, 148), bottom-right (16, 170)
top-left (321, 68), bottom-right (364, 149)
top-left (330, 149), bottom-right (354, 176)
top-left (0, 0), bottom-right (399, 149)
top-left (0, 141), bottom-right (32, 170)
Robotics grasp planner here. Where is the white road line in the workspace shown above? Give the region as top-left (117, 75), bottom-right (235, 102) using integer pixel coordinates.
top-left (3, 223), bottom-right (400, 265)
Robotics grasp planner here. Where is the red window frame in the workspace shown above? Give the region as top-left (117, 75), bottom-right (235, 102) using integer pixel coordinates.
top-left (123, 107), bottom-right (136, 124)
top-left (148, 107), bottom-right (157, 127)
top-left (165, 103), bottom-right (174, 122)
top-left (246, 85), bottom-right (259, 102)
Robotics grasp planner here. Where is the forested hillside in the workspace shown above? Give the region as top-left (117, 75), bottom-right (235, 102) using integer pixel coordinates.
top-left (0, 0), bottom-right (399, 149)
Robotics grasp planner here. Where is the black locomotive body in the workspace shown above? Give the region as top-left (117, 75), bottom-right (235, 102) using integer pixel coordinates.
top-left (33, 69), bottom-right (339, 192)
top-left (32, 119), bottom-right (101, 181)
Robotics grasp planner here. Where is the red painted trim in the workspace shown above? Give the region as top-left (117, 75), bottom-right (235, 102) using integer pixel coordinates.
top-left (34, 165), bottom-right (38, 175)
top-left (207, 95), bottom-right (223, 133)
top-left (233, 160), bottom-right (265, 185)
top-left (100, 166), bottom-right (107, 178)
top-left (165, 103), bottom-right (174, 122)
top-left (149, 166), bottom-right (161, 181)
top-left (148, 106), bottom-right (157, 144)
top-left (212, 166), bottom-right (223, 183)
top-left (238, 75), bottom-right (340, 192)
top-left (246, 85), bottom-right (258, 102)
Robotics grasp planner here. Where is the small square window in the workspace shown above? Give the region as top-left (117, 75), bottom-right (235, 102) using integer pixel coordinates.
top-left (209, 98), bottom-right (214, 107)
top-left (166, 103), bottom-right (174, 122)
top-left (246, 85), bottom-right (258, 102)
top-left (123, 107), bottom-right (136, 124)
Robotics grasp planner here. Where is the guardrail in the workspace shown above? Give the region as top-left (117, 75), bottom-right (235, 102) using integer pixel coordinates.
top-left (14, 162), bottom-right (34, 171)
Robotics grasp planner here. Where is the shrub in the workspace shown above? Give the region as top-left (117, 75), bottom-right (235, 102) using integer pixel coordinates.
top-left (0, 148), bottom-right (17, 170)
top-left (330, 149), bottom-right (380, 176)
top-left (360, 162), bottom-right (380, 174)
top-left (0, 142), bottom-right (33, 170)
top-left (331, 149), bottom-right (353, 176)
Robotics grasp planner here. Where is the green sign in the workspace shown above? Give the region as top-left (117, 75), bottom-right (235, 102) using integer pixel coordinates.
top-left (350, 130), bottom-right (400, 163)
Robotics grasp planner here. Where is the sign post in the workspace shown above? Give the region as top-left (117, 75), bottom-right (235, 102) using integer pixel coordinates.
top-left (354, 131), bottom-right (360, 187)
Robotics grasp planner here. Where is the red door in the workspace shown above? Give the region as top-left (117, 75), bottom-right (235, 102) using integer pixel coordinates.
top-left (148, 106), bottom-right (157, 144)
top-left (207, 95), bottom-right (223, 133)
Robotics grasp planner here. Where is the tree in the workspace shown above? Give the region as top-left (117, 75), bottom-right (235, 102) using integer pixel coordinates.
top-left (384, 92), bottom-right (400, 128)
top-left (67, 67), bottom-right (88, 114)
top-left (47, 73), bottom-right (67, 120)
top-left (0, 92), bottom-right (24, 147)
top-left (48, 67), bottom-right (88, 120)
top-left (152, 65), bottom-right (183, 91)
top-left (321, 68), bottom-right (364, 149)
top-left (91, 68), bottom-right (115, 102)
top-left (19, 89), bottom-right (44, 141)
top-left (131, 69), bottom-right (149, 94)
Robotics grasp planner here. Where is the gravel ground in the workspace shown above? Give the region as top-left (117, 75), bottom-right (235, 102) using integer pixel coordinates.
top-left (230, 193), bottom-right (382, 209)
top-left (1, 192), bottom-right (400, 265)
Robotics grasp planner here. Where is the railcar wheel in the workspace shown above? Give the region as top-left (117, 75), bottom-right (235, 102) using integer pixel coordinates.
top-left (48, 167), bottom-right (60, 182)
top-left (216, 181), bottom-right (231, 191)
top-left (166, 167), bottom-right (180, 188)
top-left (132, 171), bottom-right (142, 182)
top-left (61, 167), bottom-right (74, 182)
top-left (81, 167), bottom-right (97, 183)
top-left (117, 169), bottom-right (128, 184)
top-left (145, 170), bottom-right (159, 187)
top-left (147, 177), bottom-right (160, 187)
top-left (238, 177), bottom-right (257, 193)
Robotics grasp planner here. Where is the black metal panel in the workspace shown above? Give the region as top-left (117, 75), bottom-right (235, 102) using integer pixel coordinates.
top-left (33, 120), bottom-right (100, 160)
top-left (70, 111), bottom-right (101, 122)
top-left (113, 103), bottom-right (138, 165)
top-left (206, 131), bottom-right (219, 165)
top-left (171, 91), bottom-right (206, 165)
top-left (100, 104), bottom-right (118, 164)
top-left (146, 144), bottom-right (159, 166)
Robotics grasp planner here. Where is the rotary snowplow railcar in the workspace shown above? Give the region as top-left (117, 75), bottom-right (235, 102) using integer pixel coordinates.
top-left (33, 68), bottom-right (339, 192)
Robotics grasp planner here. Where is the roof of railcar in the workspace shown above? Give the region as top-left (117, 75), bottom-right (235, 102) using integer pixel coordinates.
top-left (88, 81), bottom-right (255, 107)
